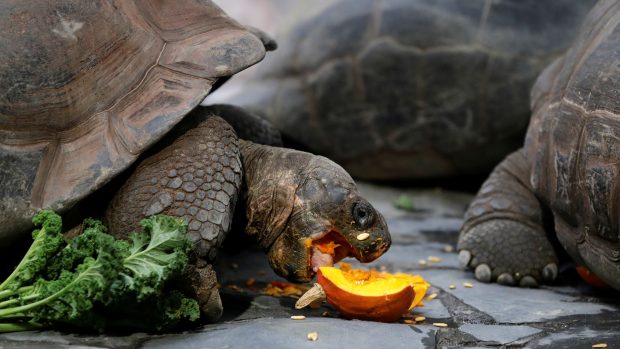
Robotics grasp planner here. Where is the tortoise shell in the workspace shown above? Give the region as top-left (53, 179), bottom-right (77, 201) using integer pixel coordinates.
top-left (525, 0), bottom-right (620, 288)
top-left (0, 0), bottom-right (266, 241)
top-left (215, 0), bottom-right (597, 180)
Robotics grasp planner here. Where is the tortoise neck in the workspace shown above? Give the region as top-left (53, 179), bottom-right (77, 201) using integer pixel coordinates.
top-left (238, 140), bottom-right (310, 249)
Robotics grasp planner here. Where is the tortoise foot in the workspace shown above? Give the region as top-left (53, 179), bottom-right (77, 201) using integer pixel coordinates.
top-left (458, 219), bottom-right (558, 287)
top-left (185, 262), bottom-right (223, 322)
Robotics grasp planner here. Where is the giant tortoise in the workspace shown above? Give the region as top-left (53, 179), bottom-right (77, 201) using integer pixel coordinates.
top-left (458, 0), bottom-right (620, 290)
top-left (212, 0), bottom-right (597, 180)
top-left (0, 0), bottom-right (391, 321)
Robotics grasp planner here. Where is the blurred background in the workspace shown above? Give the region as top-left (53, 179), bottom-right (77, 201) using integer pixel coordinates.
top-left (206, 0), bottom-right (596, 190)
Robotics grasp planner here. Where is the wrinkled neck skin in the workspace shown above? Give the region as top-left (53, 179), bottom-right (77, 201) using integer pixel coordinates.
top-left (239, 140), bottom-right (391, 283)
top-left (238, 140), bottom-right (307, 249)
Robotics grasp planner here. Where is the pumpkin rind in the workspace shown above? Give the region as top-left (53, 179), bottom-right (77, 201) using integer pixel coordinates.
top-left (317, 267), bottom-right (418, 322)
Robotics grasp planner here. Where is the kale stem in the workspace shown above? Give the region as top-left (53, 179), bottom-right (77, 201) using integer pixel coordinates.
top-left (0, 313), bottom-right (28, 319)
top-left (0, 299), bottom-right (18, 309)
top-left (0, 293), bottom-right (39, 309)
top-left (0, 322), bottom-right (41, 333)
top-left (0, 262), bottom-right (100, 317)
top-left (0, 290), bottom-right (15, 300)
top-left (0, 286), bottom-right (34, 301)
top-left (0, 228), bottom-right (46, 291)
top-left (17, 286), bottom-right (34, 293)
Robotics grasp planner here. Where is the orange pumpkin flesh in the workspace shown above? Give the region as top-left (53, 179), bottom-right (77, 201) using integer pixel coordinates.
top-left (317, 264), bottom-right (429, 322)
top-left (305, 232), bottom-right (355, 273)
top-left (576, 266), bottom-right (611, 289)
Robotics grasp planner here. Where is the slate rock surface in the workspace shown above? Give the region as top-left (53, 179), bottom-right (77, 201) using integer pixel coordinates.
top-left (0, 183), bottom-right (618, 348)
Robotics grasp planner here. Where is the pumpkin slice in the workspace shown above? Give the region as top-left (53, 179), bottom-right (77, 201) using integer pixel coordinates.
top-left (296, 263), bottom-right (429, 322)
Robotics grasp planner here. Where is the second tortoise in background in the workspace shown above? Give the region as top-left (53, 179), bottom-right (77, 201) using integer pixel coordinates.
top-left (208, 0), bottom-right (597, 181)
top-left (459, 0), bottom-right (620, 290)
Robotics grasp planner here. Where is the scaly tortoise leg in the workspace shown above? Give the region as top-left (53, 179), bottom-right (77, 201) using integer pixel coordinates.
top-left (104, 114), bottom-right (243, 321)
top-left (458, 149), bottom-right (559, 287)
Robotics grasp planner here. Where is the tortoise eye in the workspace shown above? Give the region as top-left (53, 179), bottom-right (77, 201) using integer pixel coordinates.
top-left (352, 202), bottom-right (375, 228)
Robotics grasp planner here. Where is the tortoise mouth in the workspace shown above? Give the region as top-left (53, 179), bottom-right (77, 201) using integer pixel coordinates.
top-left (306, 230), bottom-right (356, 276)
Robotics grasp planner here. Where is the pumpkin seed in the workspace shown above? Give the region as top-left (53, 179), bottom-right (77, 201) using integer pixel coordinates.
top-left (449, 284), bottom-right (456, 289)
top-left (433, 323), bottom-right (448, 327)
top-left (425, 292), bottom-right (438, 300)
top-left (592, 344), bottom-right (608, 348)
top-left (307, 332), bottom-right (319, 341)
top-left (403, 319), bottom-right (415, 324)
top-left (463, 282), bottom-right (474, 288)
top-left (291, 315), bottom-right (306, 320)
top-left (414, 316), bottom-right (426, 322)
top-left (443, 245), bottom-right (454, 253)
top-left (428, 256), bottom-right (442, 263)
top-left (356, 233), bottom-right (370, 241)
top-left (418, 259), bottom-right (427, 266)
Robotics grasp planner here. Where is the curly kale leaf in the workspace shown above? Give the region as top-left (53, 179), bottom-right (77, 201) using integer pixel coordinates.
top-left (145, 290), bottom-right (200, 330)
top-left (105, 290), bottom-right (200, 331)
top-left (0, 212), bottom-right (197, 333)
top-left (44, 218), bottom-right (124, 280)
top-left (0, 250), bottom-right (117, 326)
top-left (0, 210), bottom-right (64, 291)
top-left (117, 215), bottom-right (191, 301)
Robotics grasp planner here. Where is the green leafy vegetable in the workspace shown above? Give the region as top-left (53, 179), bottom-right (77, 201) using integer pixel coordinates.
top-left (394, 194), bottom-right (415, 211)
top-left (119, 215), bottom-right (191, 301)
top-left (0, 210), bottom-right (64, 291)
top-left (0, 210), bottom-right (200, 333)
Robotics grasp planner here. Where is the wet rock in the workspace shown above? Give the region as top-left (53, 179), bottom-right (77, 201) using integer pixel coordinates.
top-left (459, 324), bottom-right (542, 344)
top-left (0, 184), bottom-right (618, 348)
top-left (528, 325), bottom-right (620, 349)
top-left (141, 318), bottom-right (435, 349)
top-left (426, 269), bottom-right (616, 323)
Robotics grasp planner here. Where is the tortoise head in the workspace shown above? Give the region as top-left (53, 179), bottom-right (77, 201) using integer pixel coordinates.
top-left (240, 142), bottom-right (391, 282)
top-left (259, 153), bottom-right (391, 283)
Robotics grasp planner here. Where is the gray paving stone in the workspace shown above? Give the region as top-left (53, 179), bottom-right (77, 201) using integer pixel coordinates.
top-left (0, 344), bottom-right (99, 349)
top-left (386, 216), bottom-right (463, 246)
top-left (357, 183), bottom-right (473, 220)
top-left (1, 185), bottom-right (619, 349)
top-left (458, 324), bottom-right (541, 344)
top-left (425, 269), bottom-right (617, 323)
top-left (141, 318), bottom-right (435, 349)
top-left (415, 291), bottom-right (453, 320)
top-left (528, 327), bottom-right (620, 349)
top-left (0, 331), bottom-right (147, 349)
top-left (356, 243), bottom-right (461, 271)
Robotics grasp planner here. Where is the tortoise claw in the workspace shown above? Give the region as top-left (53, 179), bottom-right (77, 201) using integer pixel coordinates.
top-left (497, 273), bottom-right (516, 286)
top-left (519, 275), bottom-right (538, 288)
top-left (474, 264), bottom-right (492, 283)
top-left (458, 250), bottom-right (472, 269)
top-left (542, 263), bottom-right (558, 282)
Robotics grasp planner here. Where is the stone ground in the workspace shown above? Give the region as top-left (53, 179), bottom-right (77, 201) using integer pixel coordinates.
top-left (1, 183), bottom-right (619, 349)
